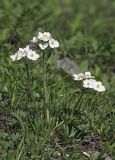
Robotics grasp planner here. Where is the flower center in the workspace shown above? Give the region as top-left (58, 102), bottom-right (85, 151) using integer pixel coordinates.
top-left (86, 74), bottom-right (90, 77)
top-left (16, 53), bottom-right (19, 59)
top-left (23, 50), bottom-right (27, 54)
top-left (51, 41), bottom-right (55, 45)
top-left (43, 34), bottom-right (48, 38)
top-left (79, 76), bottom-right (83, 79)
top-left (30, 53), bottom-right (34, 58)
top-left (96, 84), bottom-right (100, 88)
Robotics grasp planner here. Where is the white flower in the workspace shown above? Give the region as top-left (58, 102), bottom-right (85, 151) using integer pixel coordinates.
top-left (10, 55), bottom-right (16, 61)
top-left (93, 81), bottom-right (106, 92)
top-left (10, 52), bottom-right (22, 61)
top-left (39, 43), bottom-right (48, 50)
top-left (83, 79), bottom-right (96, 88)
top-left (49, 38), bottom-right (59, 48)
top-left (18, 45), bottom-right (30, 57)
top-left (85, 72), bottom-right (94, 79)
top-left (73, 73), bottom-right (85, 80)
top-left (32, 37), bottom-right (38, 43)
top-left (27, 50), bottom-right (40, 61)
top-left (38, 32), bottom-right (51, 42)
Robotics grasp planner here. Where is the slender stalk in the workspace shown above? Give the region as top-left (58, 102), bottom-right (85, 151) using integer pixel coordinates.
top-left (26, 62), bottom-right (30, 82)
top-left (25, 61), bottom-right (31, 103)
top-left (43, 51), bottom-right (50, 122)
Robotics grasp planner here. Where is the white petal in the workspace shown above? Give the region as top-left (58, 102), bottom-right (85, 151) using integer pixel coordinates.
top-left (85, 72), bottom-right (91, 76)
top-left (73, 74), bottom-right (79, 80)
top-left (39, 43), bottom-right (48, 50)
top-left (44, 32), bottom-right (51, 37)
top-left (26, 45), bottom-right (30, 50)
top-left (15, 52), bottom-right (23, 60)
top-left (35, 54), bottom-right (40, 59)
top-left (38, 32), bottom-right (51, 42)
top-left (93, 83), bottom-right (106, 92)
top-left (85, 71), bottom-right (94, 79)
top-left (73, 73), bottom-right (85, 80)
top-left (38, 32), bottom-right (44, 41)
top-left (27, 51), bottom-right (40, 61)
top-left (38, 32), bottom-right (42, 37)
top-left (55, 40), bottom-right (59, 47)
top-left (10, 52), bottom-right (22, 61)
top-left (49, 39), bottom-right (59, 48)
top-left (32, 37), bottom-right (38, 43)
top-left (83, 79), bottom-right (96, 88)
top-left (19, 48), bottom-right (23, 52)
top-left (10, 55), bottom-right (16, 61)
top-left (93, 81), bottom-right (106, 92)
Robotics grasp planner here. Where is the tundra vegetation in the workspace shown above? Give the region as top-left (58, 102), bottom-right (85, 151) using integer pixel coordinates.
top-left (0, 0), bottom-right (115, 159)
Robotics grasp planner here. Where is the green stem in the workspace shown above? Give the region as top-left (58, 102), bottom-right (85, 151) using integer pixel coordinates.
top-left (25, 62), bottom-right (31, 102)
top-left (43, 51), bottom-right (50, 122)
top-left (26, 62), bottom-right (30, 82)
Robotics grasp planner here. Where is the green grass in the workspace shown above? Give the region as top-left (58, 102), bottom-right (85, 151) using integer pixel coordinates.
top-left (0, 0), bottom-right (115, 159)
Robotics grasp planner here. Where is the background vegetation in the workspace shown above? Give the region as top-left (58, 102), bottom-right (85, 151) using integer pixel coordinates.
top-left (0, 0), bottom-right (115, 159)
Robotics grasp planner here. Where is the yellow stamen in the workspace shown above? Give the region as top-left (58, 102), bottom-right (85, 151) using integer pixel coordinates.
top-left (16, 53), bottom-right (19, 59)
top-left (43, 34), bottom-right (47, 38)
top-left (23, 50), bottom-right (26, 53)
top-left (30, 53), bottom-right (34, 58)
top-left (51, 41), bottom-right (55, 45)
top-left (96, 84), bottom-right (100, 88)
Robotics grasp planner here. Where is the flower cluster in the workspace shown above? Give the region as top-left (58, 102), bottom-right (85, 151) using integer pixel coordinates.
top-left (73, 72), bottom-right (106, 92)
top-left (32, 32), bottom-right (59, 50)
top-left (10, 31), bottom-right (59, 61)
top-left (10, 45), bottom-right (40, 61)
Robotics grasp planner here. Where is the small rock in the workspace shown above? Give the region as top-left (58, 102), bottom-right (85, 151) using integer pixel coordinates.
top-left (57, 56), bottom-right (79, 75)
top-left (105, 156), bottom-right (112, 160)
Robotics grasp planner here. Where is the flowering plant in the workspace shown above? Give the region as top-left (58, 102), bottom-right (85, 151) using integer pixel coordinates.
top-left (10, 31), bottom-right (59, 122)
top-left (31, 32), bottom-right (59, 50)
top-left (73, 71), bottom-right (106, 92)
top-left (10, 32), bottom-right (59, 61)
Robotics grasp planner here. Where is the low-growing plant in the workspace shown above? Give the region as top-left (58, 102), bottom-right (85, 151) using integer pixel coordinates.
top-left (10, 31), bottom-right (59, 123)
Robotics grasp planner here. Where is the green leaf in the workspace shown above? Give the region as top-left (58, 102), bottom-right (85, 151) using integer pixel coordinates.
top-left (0, 28), bottom-right (10, 42)
top-left (80, 60), bottom-right (89, 72)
